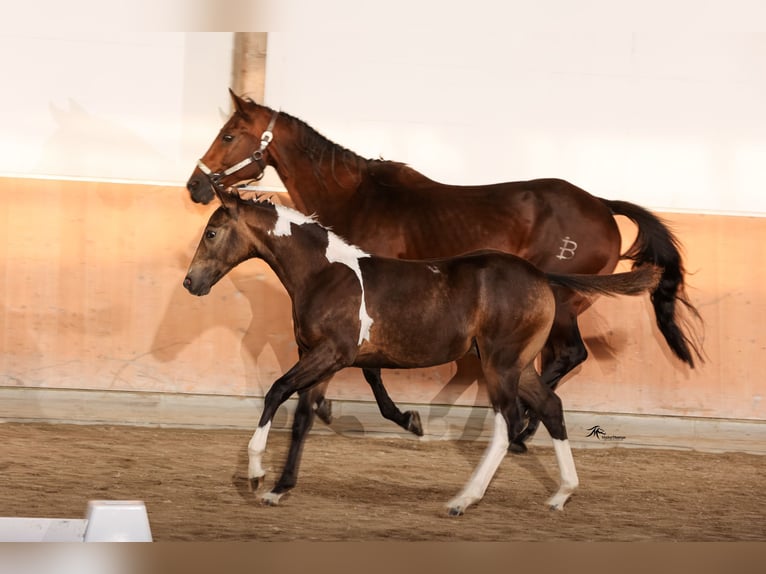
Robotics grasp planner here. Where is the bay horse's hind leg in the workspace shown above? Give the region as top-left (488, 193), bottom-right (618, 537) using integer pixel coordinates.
top-left (510, 308), bottom-right (587, 453)
top-left (518, 364), bottom-right (579, 510)
top-left (362, 368), bottom-right (423, 436)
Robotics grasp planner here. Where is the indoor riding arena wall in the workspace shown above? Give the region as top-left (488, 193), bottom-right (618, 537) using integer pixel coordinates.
top-left (0, 176), bottom-right (763, 450)
top-left (1, 17), bottom-right (765, 453)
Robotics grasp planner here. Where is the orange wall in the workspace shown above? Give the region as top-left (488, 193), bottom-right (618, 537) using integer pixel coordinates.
top-left (0, 178), bottom-right (763, 421)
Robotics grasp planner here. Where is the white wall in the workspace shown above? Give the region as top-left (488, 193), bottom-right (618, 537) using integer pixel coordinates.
top-left (0, 32), bottom-right (233, 184)
top-left (263, 0), bottom-right (766, 216)
top-left (1, 2), bottom-right (763, 215)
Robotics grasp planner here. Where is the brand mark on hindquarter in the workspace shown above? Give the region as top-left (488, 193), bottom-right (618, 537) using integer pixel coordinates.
top-left (556, 236), bottom-right (578, 260)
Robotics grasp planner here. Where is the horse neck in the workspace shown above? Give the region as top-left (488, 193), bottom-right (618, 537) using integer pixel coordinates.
top-left (248, 215), bottom-right (334, 299)
top-left (268, 114), bottom-right (367, 221)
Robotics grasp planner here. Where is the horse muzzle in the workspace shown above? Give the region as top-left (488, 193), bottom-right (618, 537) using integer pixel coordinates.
top-left (183, 275), bottom-right (211, 297)
top-left (186, 174), bottom-right (216, 205)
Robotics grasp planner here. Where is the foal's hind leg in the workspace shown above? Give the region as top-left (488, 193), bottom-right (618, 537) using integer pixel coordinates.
top-left (510, 308), bottom-right (587, 453)
top-left (446, 360), bottom-right (522, 516)
top-left (363, 368), bottom-right (423, 436)
top-left (518, 364), bottom-right (579, 510)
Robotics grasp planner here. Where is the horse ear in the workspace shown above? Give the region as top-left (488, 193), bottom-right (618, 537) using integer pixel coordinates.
top-left (229, 88), bottom-right (251, 119)
top-left (217, 189), bottom-right (240, 218)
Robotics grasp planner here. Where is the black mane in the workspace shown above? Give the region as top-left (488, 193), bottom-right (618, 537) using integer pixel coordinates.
top-left (250, 100), bottom-right (413, 186)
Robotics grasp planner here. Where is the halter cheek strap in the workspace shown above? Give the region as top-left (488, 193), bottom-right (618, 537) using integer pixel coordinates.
top-left (198, 110), bottom-right (278, 188)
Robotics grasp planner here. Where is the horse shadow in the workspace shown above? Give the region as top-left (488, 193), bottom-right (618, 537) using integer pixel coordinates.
top-left (151, 265), bottom-right (297, 390)
top-left (36, 99), bottom-right (172, 181)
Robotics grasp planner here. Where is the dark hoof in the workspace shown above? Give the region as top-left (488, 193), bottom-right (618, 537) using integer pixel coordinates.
top-left (447, 507), bottom-right (464, 517)
top-left (248, 477), bottom-right (261, 492)
top-left (508, 441), bottom-right (528, 454)
top-left (406, 411), bottom-right (424, 437)
top-left (315, 398), bottom-right (333, 425)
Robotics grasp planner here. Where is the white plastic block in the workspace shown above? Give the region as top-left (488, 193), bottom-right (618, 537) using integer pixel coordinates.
top-left (83, 500), bottom-right (152, 542)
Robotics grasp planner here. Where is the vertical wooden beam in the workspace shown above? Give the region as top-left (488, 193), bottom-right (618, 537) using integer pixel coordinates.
top-left (231, 33), bottom-right (268, 103)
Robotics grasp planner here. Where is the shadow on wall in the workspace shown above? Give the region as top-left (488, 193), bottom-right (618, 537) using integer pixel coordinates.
top-left (36, 99), bottom-right (173, 181)
top-left (149, 255), bottom-right (298, 397)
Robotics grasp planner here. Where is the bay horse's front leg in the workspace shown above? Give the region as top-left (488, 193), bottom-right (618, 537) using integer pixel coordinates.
top-left (362, 368), bottom-right (423, 436)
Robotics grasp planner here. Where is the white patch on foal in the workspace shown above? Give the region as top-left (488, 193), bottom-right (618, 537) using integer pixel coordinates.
top-left (325, 233), bottom-right (373, 344)
top-left (271, 204), bottom-right (374, 345)
top-left (271, 204), bottom-right (317, 237)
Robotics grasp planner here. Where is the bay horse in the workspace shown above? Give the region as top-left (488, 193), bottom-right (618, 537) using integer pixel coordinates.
top-left (183, 191), bottom-right (660, 514)
top-left (186, 90), bottom-right (703, 450)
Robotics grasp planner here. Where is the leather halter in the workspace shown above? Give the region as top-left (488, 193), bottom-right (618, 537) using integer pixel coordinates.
top-left (197, 110), bottom-right (279, 190)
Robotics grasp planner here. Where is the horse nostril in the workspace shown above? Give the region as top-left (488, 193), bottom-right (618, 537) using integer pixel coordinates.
top-left (183, 276), bottom-right (192, 290)
top-left (187, 179), bottom-right (199, 191)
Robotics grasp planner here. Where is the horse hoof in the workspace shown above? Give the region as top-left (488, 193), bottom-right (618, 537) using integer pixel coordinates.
top-left (547, 492), bottom-right (573, 511)
top-left (315, 399), bottom-right (333, 425)
top-left (447, 506), bottom-right (465, 517)
top-left (406, 411), bottom-right (424, 437)
top-left (508, 441), bottom-right (528, 454)
top-left (248, 477), bottom-right (261, 492)
top-left (261, 491), bottom-right (283, 506)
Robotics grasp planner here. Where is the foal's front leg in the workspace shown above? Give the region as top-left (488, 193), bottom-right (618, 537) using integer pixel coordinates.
top-left (247, 349), bottom-right (345, 496)
top-left (259, 388), bottom-right (319, 505)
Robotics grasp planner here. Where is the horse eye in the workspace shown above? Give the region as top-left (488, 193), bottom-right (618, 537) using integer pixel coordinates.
top-left (205, 230), bottom-right (217, 239)
top-left (222, 134), bottom-right (234, 143)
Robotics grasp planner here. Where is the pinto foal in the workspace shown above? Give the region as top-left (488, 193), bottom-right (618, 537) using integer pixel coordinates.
top-left (184, 193), bottom-right (659, 515)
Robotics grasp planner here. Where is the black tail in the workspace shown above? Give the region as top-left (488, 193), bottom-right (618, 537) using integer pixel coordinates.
top-left (547, 265), bottom-right (662, 299)
top-left (598, 198), bottom-right (704, 367)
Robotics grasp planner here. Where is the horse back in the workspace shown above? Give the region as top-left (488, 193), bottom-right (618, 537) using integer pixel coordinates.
top-left (343, 170), bottom-right (621, 275)
top-left (353, 252), bottom-right (554, 369)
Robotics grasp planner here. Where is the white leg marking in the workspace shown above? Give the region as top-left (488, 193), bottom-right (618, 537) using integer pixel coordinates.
top-left (446, 412), bottom-right (509, 515)
top-left (248, 421), bottom-right (272, 480)
top-left (547, 438), bottom-right (579, 510)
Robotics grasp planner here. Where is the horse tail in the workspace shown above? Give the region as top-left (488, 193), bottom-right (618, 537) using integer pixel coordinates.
top-left (546, 264), bottom-right (662, 299)
top-left (597, 198), bottom-right (704, 368)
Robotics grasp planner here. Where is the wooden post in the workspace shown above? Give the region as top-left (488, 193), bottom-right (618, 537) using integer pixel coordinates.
top-left (231, 33), bottom-right (268, 103)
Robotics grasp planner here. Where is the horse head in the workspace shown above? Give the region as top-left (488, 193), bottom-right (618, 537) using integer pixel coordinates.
top-left (184, 190), bottom-right (247, 295)
top-left (186, 89), bottom-right (278, 204)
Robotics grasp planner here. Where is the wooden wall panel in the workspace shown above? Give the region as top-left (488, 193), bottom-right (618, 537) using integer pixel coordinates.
top-left (1, 178), bottom-right (763, 422)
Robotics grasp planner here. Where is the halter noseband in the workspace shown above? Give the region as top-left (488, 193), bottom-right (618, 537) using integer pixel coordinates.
top-left (197, 110), bottom-right (279, 190)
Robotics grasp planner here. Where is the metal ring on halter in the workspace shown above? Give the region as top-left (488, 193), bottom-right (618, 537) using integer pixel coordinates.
top-left (210, 173), bottom-right (224, 190)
